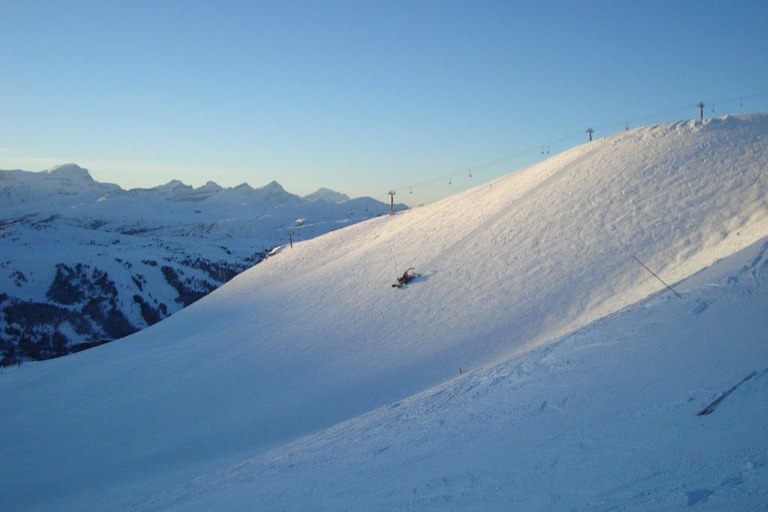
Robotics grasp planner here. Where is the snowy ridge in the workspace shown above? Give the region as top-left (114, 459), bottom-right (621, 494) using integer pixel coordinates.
top-left (1, 114), bottom-right (767, 511)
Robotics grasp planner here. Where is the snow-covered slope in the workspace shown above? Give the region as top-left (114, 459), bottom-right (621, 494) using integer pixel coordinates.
top-left (0, 114), bottom-right (766, 511)
top-left (0, 165), bottom-right (403, 363)
top-left (133, 237), bottom-right (768, 511)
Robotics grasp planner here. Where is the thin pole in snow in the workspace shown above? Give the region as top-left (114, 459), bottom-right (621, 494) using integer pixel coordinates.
top-left (388, 191), bottom-right (396, 215)
top-left (586, 127), bottom-right (594, 141)
top-left (697, 102), bottom-right (705, 121)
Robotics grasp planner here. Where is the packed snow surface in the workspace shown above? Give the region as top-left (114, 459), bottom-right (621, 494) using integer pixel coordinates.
top-left (1, 114), bottom-right (767, 510)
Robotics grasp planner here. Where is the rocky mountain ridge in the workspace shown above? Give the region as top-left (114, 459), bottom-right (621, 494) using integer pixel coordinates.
top-left (0, 164), bottom-right (406, 364)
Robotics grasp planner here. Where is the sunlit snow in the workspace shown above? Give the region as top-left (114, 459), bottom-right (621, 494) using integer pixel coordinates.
top-left (1, 114), bottom-right (766, 511)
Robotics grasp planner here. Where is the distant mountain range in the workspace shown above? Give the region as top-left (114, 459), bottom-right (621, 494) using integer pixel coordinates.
top-left (0, 163), bottom-right (406, 364)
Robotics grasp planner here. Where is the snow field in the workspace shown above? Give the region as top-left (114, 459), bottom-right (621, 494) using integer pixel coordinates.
top-left (0, 114), bottom-right (766, 511)
top-left (139, 237), bottom-right (768, 511)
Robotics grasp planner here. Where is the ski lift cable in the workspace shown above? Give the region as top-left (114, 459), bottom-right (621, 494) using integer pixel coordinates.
top-left (388, 90), bottom-right (768, 199)
top-left (593, 91), bottom-right (768, 132)
top-left (399, 130), bottom-right (583, 192)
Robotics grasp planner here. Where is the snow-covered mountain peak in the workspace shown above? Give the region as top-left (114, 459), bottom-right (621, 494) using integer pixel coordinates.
top-left (262, 179), bottom-right (284, 190)
top-left (46, 163), bottom-right (93, 181)
top-left (135, 179), bottom-right (198, 201)
top-left (305, 187), bottom-right (350, 203)
top-left (154, 179), bottom-right (192, 192)
top-left (197, 180), bottom-right (223, 193)
top-left (249, 179), bottom-right (301, 205)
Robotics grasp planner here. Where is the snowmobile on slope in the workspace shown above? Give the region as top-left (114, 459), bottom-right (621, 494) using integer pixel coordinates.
top-left (392, 267), bottom-right (418, 288)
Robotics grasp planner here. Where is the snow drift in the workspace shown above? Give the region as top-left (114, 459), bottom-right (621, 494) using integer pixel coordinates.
top-left (1, 114), bottom-right (767, 511)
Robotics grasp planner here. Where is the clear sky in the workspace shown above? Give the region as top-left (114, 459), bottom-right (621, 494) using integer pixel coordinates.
top-left (1, 0), bottom-right (767, 204)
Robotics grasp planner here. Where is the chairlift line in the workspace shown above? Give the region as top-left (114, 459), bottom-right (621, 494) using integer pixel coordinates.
top-left (383, 90), bottom-right (768, 203)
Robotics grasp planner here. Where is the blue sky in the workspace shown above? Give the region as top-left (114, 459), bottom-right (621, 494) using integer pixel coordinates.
top-left (1, 0), bottom-right (767, 203)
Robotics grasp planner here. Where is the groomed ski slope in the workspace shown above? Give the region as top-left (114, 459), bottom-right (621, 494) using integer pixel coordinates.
top-left (138, 236), bottom-right (768, 511)
top-left (1, 114), bottom-right (767, 511)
